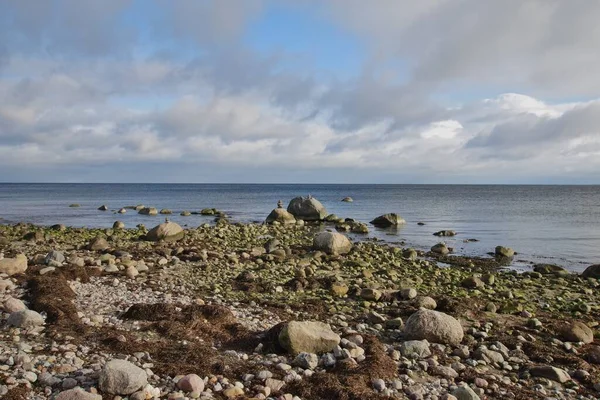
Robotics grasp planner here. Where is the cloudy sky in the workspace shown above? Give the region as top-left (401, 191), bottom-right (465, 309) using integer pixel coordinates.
top-left (1, 0), bottom-right (600, 183)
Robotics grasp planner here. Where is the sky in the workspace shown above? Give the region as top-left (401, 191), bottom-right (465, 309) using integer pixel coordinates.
top-left (1, 0), bottom-right (600, 184)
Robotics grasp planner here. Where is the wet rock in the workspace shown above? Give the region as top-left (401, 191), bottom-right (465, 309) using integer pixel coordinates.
top-left (266, 208), bottom-right (296, 225)
top-left (582, 264), bottom-right (600, 279)
top-left (7, 310), bottom-right (44, 328)
top-left (370, 213), bottom-right (405, 227)
top-left (69, 204), bottom-right (80, 208)
top-left (404, 309), bottom-right (463, 346)
top-left (113, 221), bottom-right (125, 229)
top-left (145, 222), bottom-right (184, 242)
top-left (287, 196), bottom-right (328, 221)
top-left (138, 207), bottom-right (158, 215)
top-left (431, 243), bottom-right (449, 255)
top-left (159, 209), bottom-right (172, 215)
top-left (56, 388), bottom-right (103, 400)
top-left (99, 359), bottom-right (148, 395)
top-left (312, 232), bottom-right (352, 255)
top-left (177, 374), bottom-right (204, 393)
top-left (434, 230), bottom-right (456, 237)
top-left (279, 321), bottom-right (341, 354)
top-left (118, 208), bottom-right (127, 214)
top-left (0, 254), bottom-right (28, 275)
top-left (98, 205), bottom-right (109, 211)
top-left (200, 208), bottom-right (217, 215)
top-left (495, 246), bottom-right (514, 258)
top-left (559, 321), bottom-right (594, 344)
top-left (341, 197), bottom-right (353, 202)
top-left (529, 365), bottom-right (570, 383)
top-left (180, 211), bottom-right (191, 216)
top-left (533, 264), bottom-right (569, 276)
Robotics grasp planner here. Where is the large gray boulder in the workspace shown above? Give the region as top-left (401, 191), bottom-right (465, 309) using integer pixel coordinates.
top-left (265, 208), bottom-right (296, 225)
top-left (7, 310), bottom-right (45, 328)
top-left (279, 321), bottom-right (340, 354)
top-left (287, 196), bottom-right (328, 221)
top-left (99, 359), bottom-right (148, 395)
top-left (312, 232), bottom-right (352, 255)
top-left (0, 254), bottom-right (28, 276)
top-left (145, 222), bottom-right (184, 242)
top-left (404, 309), bottom-right (463, 346)
top-left (56, 388), bottom-right (103, 400)
top-left (370, 213), bottom-right (406, 227)
top-left (582, 264), bottom-right (600, 279)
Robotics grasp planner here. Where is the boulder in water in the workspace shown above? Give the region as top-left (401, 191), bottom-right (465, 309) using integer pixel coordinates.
top-left (145, 221), bottom-right (184, 242)
top-left (370, 213), bottom-right (406, 227)
top-left (341, 197), bottom-right (353, 202)
top-left (138, 207), bottom-right (158, 215)
top-left (113, 221), bottom-right (125, 229)
top-left (287, 196), bottom-right (328, 221)
top-left (117, 208), bottom-right (126, 214)
top-left (431, 243), bottom-right (449, 255)
top-left (159, 209), bottom-right (172, 215)
top-left (495, 246), bottom-right (514, 258)
top-left (312, 231), bottom-right (352, 255)
top-left (433, 230), bottom-right (456, 237)
top-left (98, 205), bottom-right (109, 211)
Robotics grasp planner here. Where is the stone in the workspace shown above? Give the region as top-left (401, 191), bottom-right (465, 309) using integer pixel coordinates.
top-left (160, 209), bottom-right (172, 214)
top-left (145, 222), bottom-right (184, 242)
top-left (3, 297), bottom-right (27, 312)
top-left (180, 211), bottom-right (191, 216)
top-left (560, 321), bottom-right (594, 344)
top-left (533, 264), bottom-right (569, 276)
top-left (98, 205), bottom-right (109, 211)
top-left (400, 340), bottom-right (431, 359)
top-left (266, 208), bottom-right (296, 225)
top-left (370, 213), bottom-right (405, 227)
top-left (0, 279), bottom-right (16, 291)
top-left (331, 282), bottom-right (349, 297)
top-left (113, 221), bottom-right (125, 229)
top-left (402, 249), bottom-right (418, 261)
top-left (312, 232), bottom-right (352, 255)
top-left (404, 309), bottom-right (463, 346)
top-left (7, 310), bottom-right (44, 328)
top-left (495, 246), bottom-right (514, 258)
top-left (0, 254), bottom-right (28, 275)
top-left (529, 365), bottom-right (570, 383)
top-left (88, 236), bottom-right (110, 251)
top-left (177, 374), bottom-right (204, 393)
top-left (341, 197), bottom-right (353, 202)
top-left (431, 243), bottom-right (449, 255)
top-left (292, 352), bottom-right (319, 369)
top-left (412, 296), bottom-right (437, 310)
top-left (223, 387), bottom-right (244, 398)
top-left (451, 385), bottom-right (480, 400)
top-left (287, 196), bottom-right (328, 221)
top-left (361, 288), bottom-right (382, 301)
top-left (118, 208), bottom-right (127, 214)
top-left (279, 321), bottom-right (341, 354)
top-left (138, 207), bottom-right (158, 216)
top-left (433, 230), bottom-right (456, 237)
top-left (45, 250), bottom-right (65, 265)
top-left (462, 276), bottom-right (485, 289)
top-left (582, 264), bottom-right (600, 279)
top-left (265, 378), bottom-right (285, 392)
top-left (400, 288), bottom-right (418, 299)
top-left (56, 388), bottom-right (103, 400)
top-left (586, 346), bottom-right (600, 364)
top-left (99, 359), bottom-right (148, 395)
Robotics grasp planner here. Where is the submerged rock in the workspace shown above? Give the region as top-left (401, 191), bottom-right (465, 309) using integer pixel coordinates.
top-left (287, 196), bottom-right (328, 221)
top-left (98, 205), bottom-right (109, 211)
top-left (404, 309), bottom-right (463, 346)
top-left (145, 222), bottom-right (184, 242)
top-left (99, 359), bottom-right (148, 395)
top-left (341, 197), bottom-right (353, 202)
top-left (265, 208), bottom-right (296, 225)
top-left (279, 321), bottom-right (340, 354)
top-left (370, 213), bottom-right (406, 227)
top-left (312, 231), bottom-right (352, 255)
top-left (434, 230), bottom-right (456, 237)
top-left (495, 246), bottom-right (514, 258)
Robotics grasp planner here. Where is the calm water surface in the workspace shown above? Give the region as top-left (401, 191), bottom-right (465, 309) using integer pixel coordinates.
top-left (0, 184), bottom-right (598, 272)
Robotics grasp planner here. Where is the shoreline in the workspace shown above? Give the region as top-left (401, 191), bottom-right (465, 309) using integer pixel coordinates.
top-left (0, 219), bottom-right (599, 399)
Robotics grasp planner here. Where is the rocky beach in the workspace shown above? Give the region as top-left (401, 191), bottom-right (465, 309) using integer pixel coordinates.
top-left (1, 196), bottom-right (599, 400)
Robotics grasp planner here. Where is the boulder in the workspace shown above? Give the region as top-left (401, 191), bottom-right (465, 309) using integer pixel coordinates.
top-left (45, 250), bottom-right (65, 265)
top-left (138, 207), bottom-right (158, 216)
top-left (404, 309), bottom-right (463, 346)
top-left (266, 208), bottom-right (296, 225)
top-left (433, 230), bottom-right (456, 237)
top-left (462, 276), bottom-right (485, 289)
top-left (279, 321), bottom-right (341, 354)
top-left (113, 221), bottom-right (125, 229)
top-left (180, 211), bottom-right (191, 216)
top-left (529, 365), bottom-right (570, 383)
top-left (400, 340), bottom-right (432, 359)
top-left (145, 222), bottom-right (184, 242)
top-left (99, 359), bottom-right (148, 395)
top-left (177, 374), bottom-right (204, 393)
top-left (159, 209), bottom-right (172, 215)
top-left (23, 231), bottom-right (45, 242)
top-left (341, 197), bottom-right (353, 202)
top-left (533, 264), bottom-right (569, 276)
top-left (582, 264), bottom-right (600, 279)
top-left (51, 224), bottom-right (66, 231)
top-left (0, 254), bottom-right (28, 275)
top-left (293, 352), bottom-right (319, 369)
top-left (200, 208), bottom-right (217, 215)
top-left (56, 388), bottom-right (103, 400)
top-left (88, 236), bottom-right (109, 251)
top-left (117, 208), bottom-right (127, 214)
top-left (4, 297), bottom-right (27, 312)
top-left (287, 196), bottom-right (328, 221)
top-left (431, 243), bottom-right (449, 255)
top-left (98, 205), bottom-right (109, 211)
top-left (495, 246), bottom-right (514, 258)
top-left (452, 385), bottom-right (480, 400)
top-left (370, 213), bottom-right (406, 227)
top-left (312, 232), bottom-right (352, 255)
top-left (7, 310), bottom-right (45, 328)
top-left (559, 321), bottom-right (594, 344)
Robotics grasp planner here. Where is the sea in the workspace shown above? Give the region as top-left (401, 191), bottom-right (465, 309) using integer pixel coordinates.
top-left (0, 183), bottom-right (598, 272)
